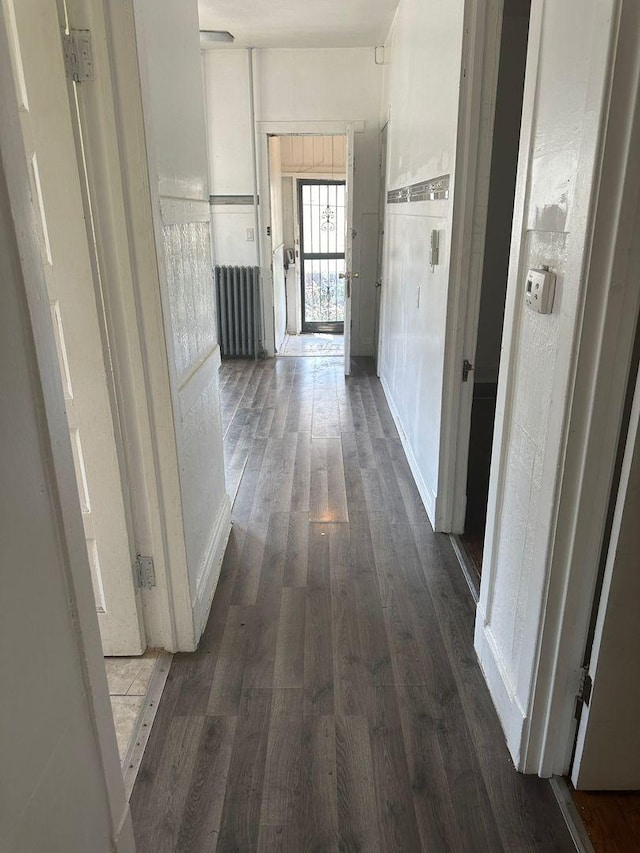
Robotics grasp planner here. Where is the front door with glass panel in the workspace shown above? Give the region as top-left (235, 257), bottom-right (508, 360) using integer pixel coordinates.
top-left (298, 180), bottom-right (346, 333)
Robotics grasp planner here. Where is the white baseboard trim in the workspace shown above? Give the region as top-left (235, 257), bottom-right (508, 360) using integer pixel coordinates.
top-left (379, 374), bottom-right (437, 527)
top-left (192, 494), bottom-right (232, 640)
top-left (115, 804), bottom-right (136, 853)
top-left (474, 610), bottom-right (528, 768)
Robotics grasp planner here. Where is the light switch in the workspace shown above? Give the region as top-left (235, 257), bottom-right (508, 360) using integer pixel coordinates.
top-left (430, 229), bottom-right (439, 269)
top-left (525, 267), bottom-right (555, 314)
top-left (246, 227), bottom-right (255, 242)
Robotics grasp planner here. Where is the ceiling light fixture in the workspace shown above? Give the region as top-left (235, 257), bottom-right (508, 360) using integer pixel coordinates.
top-left (199, 30), bottom-right (235, 44)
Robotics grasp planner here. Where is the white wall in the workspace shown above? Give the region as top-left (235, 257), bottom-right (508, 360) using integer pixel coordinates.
top-left (202, 47), bottom-right (384, 355)
top-left (377, 0), bottom-right (465, 522)
top-left (202, 49), bottom-right (259, 268)
top-left (0, 14), bottom-right (132, 846)
top-left (280, 134), bottom-right (346, 175)
top-left (135, 0), bottom-right (230, 644)
top-left (475, 0), bottom-right (621, 766)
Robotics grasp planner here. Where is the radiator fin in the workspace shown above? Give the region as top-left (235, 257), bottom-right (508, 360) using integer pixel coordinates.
top-left (214, 265), bottom-right (259, 358)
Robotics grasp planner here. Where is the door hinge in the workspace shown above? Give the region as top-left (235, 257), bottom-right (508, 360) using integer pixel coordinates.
top-left (462, 359), bottom-right (474, 382)
top-left (575, 666), bottom-right (592, 717)
top-left (134, 555), bottom-right (156, 589)
top-left (63, 29), bottom-right (94, 83)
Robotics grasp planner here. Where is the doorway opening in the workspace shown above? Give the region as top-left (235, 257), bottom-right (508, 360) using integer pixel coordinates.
top-left (455, 0), bottom-right (532, 587)
top-left (266, 133), bottom-right (350, 362)
top-left (299, 179), bottom-right (346, 335)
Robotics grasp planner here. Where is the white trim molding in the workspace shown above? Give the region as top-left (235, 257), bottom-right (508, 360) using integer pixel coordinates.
top-left (380, 375), bottom-right (437, 526)
top-left (475, 0), bottom-right (640, 780)
top-left (474, 613), bottom-right (529, 764)
top-left (193, 494), bottom-right (232, 639)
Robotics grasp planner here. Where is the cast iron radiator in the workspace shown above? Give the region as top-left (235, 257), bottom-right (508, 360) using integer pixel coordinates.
top-left (214, 265), bottom-right (260, 358)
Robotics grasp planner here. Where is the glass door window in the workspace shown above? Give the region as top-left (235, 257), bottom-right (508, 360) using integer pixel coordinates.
top-left (298, 180), bottom-right (346, 333)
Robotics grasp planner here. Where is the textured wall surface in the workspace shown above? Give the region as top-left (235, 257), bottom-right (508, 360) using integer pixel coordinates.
top-left (163, 219), bottom-right (225, 597)
top-left (476, 0), bottom-right (618, 764)
top-left (165, 222), bottom-right (217, 381)
top-left (378, 0), bottom-right (465, 520)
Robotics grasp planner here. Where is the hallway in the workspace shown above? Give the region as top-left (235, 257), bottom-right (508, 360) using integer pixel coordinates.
top-left (130, 357), bottom-right (574, 852)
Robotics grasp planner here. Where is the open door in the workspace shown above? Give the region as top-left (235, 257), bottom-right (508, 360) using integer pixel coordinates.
top-left (571, 362), bottom-right (640, 790)
top-left (374, 123), bottom-right (388, 372)
top-left (298, 179), bottom-right (346, 334)
top-left (6, 0), bottom-right (144, 655)
top-left (343, 124), bottom-right (355, 376)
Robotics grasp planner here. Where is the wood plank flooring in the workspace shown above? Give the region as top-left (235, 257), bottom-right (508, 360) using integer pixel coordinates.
top-left (131, 356), bottom-right (576, 852)
top-left (571, 788), bottom-right (640, 852)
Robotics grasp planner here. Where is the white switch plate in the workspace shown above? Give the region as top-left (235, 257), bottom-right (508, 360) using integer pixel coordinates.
top-left (246, 227), bottom-right (255, 242)
top-left (430, 229), bottom-right (439, 268)
top-left (525, 267), bottom-right (556, 314)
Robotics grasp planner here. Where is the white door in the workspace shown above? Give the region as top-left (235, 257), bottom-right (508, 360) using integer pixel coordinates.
top-left (343, 125), bottom-right (355, 376)
top-left (5, 0), bottom-right (144, 655)
top-left (374, 123), bottom-right (388, 372)
top-left (571, 365), bottom-right (640, 789)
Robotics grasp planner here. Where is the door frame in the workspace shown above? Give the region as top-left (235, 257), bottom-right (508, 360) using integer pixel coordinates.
top-left (525, 0), bottom-right (640, 776)
top-left (442, 0), bottom-right (640, 776)
top-left (0, 8), bottom-right (133, 846)
top-left (297, 177), bottom-right (346, 334)
top-left (256, 120), bottom-right (364, 359)
top-left (374, 122), bottom-right (389, 374)
top-left (436, 0), bottom-right (504, 534)
top-left (61, 0), bottom-right (207, 652)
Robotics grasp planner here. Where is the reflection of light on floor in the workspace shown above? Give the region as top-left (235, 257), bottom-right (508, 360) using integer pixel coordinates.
top-left (279, 333), bottom-right (344, 357)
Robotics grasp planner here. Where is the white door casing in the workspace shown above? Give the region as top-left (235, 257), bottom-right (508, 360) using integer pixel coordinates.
top-left (375, 123), bottom-right (388, 373)
top-left (257, 121), bottom-right (363, 358)
top-left (5, 0), bottom-right (144, 655)
top-left (572, 360), bottom-right (640, 789)
top-left (343, 124), bottom-right (355, 376)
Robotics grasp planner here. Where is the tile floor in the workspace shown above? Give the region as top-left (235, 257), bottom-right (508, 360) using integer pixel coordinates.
top-left (106, 651), bottom-right (160, 762)
top-left (279, 332), bottom-right (344, 356)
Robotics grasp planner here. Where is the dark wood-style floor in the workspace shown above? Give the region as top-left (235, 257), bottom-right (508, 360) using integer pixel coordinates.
top-left (571, 788), bottom-right (640, 852)
top-left (130, 356), bottom-right (575, 852)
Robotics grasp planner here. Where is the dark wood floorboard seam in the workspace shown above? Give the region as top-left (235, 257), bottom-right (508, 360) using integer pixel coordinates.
top-left (130, 355), bottom-right (576, 853)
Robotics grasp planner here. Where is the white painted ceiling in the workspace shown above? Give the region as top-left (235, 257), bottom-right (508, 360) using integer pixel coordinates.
top-left (198, 0), bottom-right (399, 49)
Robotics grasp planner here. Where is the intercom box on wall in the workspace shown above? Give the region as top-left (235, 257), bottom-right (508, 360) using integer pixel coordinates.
top-left (525, 267), bottom-right (556, 314)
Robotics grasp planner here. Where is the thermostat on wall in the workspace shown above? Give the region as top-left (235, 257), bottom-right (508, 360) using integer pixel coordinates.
top-left (525, 267), bottom-right (556, 314)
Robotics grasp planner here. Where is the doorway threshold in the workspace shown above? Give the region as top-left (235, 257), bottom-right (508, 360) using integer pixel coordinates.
top-left (549, 777), bottom-right (596, 853)
top-left (450, 534), bottom-right (481, 602)
top-left (106, 650), bottom-right (173, 799)
top-left (279, 333), bottom-right (344, 357)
